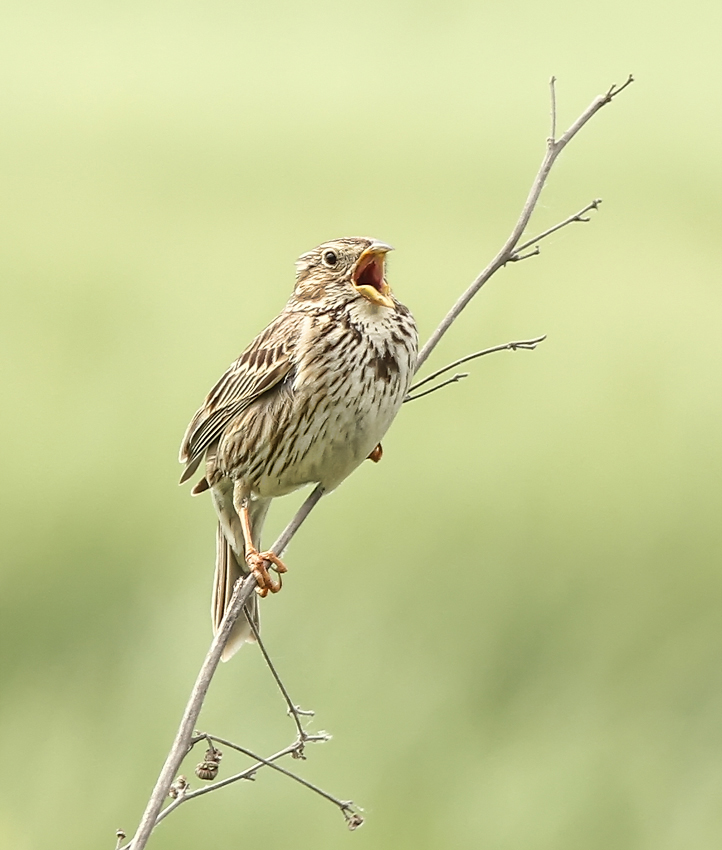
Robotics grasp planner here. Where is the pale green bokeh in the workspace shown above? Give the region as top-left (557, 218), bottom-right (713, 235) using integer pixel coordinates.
top-left (2, 2), bottom-right (721, 848)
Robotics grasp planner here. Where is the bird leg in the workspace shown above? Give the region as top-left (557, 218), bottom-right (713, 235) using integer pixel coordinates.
top-left (238, 498), bottom-right (288, 597)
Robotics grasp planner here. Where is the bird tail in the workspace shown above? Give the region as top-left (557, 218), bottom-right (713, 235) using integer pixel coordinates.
top-left (211, 495), bottom-right (271, 662)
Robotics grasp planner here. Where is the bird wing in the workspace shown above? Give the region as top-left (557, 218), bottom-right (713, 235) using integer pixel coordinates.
top-left (179, 314), bottom-right (296, 483)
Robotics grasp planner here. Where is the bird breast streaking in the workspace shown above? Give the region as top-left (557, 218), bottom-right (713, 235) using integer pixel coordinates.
top-left (179, 237), bottom-right (418, 659)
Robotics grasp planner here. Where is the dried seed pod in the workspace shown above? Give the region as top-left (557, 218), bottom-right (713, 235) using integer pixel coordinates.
top-left (195, 761), bottom-right (219, 781)
top-left (168, 775), bottom-right (189, 799)
top-left (195, 745), bottom-right (222, 781)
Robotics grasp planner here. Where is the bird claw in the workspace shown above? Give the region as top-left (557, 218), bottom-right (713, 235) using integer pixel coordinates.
top-left (246, 549), bottom-right (287, 597)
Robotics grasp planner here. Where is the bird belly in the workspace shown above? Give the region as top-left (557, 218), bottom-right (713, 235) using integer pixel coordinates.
top-left (252, 380), bottom-right (405, 496)
top-left (216, 305), bottom-right (416, 500)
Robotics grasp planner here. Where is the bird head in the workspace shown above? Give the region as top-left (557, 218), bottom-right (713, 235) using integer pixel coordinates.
top-left (293, 237), bottom-right (395, 309)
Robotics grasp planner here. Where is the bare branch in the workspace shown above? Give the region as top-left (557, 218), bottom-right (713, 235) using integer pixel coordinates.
top-left (124, 733), bottom-right (359, 845)
top-left (245, 608), bottom-right (319, 748)
top-left (120, 742), bottom-right (305, 848)
top-left (510, 199), bottom-right (601, 259)
top-left (549, 75), bottom-right (557, 141)
top-left (190, 734), bottom-right (362, 827)
top-left (128, 486), bottom-right (325, 849)
top-left (404, 372), bottom-right (469, 402)
top-left (408, 336), bottom-right (547, 396)
top-left (177, 740), bottom-right (301, 804)
top-left (274, 483), bottom-right (325, 556)
top-left (127, 581), bottom-right (257, 849)
top-left (415, 74), bottom-right (633, 374)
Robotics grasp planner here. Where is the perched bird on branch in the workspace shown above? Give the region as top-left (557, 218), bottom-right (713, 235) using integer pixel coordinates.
top-left (179, 237), bottom-right (417, 659)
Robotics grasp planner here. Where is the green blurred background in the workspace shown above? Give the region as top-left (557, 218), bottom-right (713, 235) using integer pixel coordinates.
top-left (2, 1), bottom-right (721, 848)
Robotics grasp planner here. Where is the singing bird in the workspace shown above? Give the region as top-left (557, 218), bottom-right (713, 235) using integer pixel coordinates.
top-left (179, 238), bottom-right (418, 659)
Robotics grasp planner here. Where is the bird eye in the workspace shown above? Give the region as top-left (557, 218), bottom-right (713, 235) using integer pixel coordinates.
top-left (322, 250), bottom-right (338, 267)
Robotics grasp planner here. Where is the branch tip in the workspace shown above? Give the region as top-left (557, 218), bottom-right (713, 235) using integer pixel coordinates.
top-left (606, 73), bottom-right (634, 101)
top-left (289, 705), bottom-right (315, 718)
top-left (306, 730), bottom-right (332, 743)
top-left (549, 75), bottom-right (558, 141)
top-left (345, 811), bottom-right (365, 830)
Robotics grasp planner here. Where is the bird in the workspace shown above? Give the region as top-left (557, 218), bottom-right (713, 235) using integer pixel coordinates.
top-left (179, 237), bottom-right (418, 660)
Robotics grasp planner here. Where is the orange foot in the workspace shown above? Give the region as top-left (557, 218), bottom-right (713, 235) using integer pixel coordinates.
top-left (245, 548), bottom-right (288, 597)
top-left (367, 443), bottom-right (383, 463)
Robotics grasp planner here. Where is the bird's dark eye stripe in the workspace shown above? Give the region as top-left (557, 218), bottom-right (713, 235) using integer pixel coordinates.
top-left (323, 250), bottom-right (338, 266)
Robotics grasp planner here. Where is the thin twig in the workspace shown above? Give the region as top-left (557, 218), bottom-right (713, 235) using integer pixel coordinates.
top-left (408, 335), bottom-right (547, 395)
top-left (127, 734), bottom-right (357, 842)
top-left (404, 373), bottom-right (469, 402)
top-left (510, 199), bottom-right (601, 259)
top-left (550, 76), bottom-right (557, 141)
top-left (179, 739), bottom-right (301, 802)
top-left (120, 742), bottom-right (302, 846)
top-left (415, 73), bottom-right (633, 374)
top-left (245, 608), bottom-right (319, 748)
top-left (196, 734), bottom-right (361, 825)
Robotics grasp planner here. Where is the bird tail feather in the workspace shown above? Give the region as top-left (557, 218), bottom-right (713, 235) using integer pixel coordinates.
top-left (211, 496), bottom-right (271, 662)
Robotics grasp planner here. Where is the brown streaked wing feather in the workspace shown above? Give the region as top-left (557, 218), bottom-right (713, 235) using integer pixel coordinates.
top-left (179, 314), bottom-right (295, 478)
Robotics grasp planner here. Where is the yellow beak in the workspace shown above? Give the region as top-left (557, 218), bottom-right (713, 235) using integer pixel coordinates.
top-left (352, 241), bottom-right (395, 309)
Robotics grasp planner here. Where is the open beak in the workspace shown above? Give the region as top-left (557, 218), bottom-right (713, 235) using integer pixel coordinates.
top-left (352, 241), bottom-right (395, 309)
